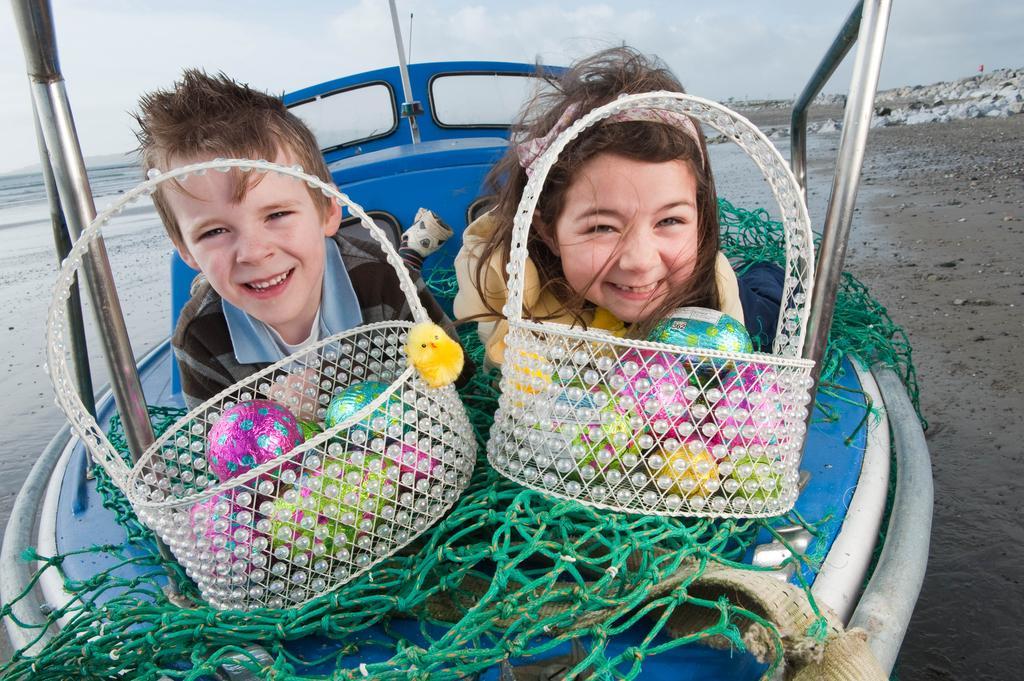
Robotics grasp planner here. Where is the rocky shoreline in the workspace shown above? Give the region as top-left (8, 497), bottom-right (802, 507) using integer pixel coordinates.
top-left (726, 67), bottom-right (1024, 142)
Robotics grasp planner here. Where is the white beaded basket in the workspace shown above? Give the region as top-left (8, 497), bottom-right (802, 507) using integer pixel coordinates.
top-left (486, 92), bottom-right (816, 518)
top-left (46, 159), bottom-right (476, 610)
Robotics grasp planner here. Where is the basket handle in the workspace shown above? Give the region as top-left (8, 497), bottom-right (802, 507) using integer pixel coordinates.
top-left (501, 92), bottom-right (815, 358)
top-left (46, 159), bottom-right (428, 486)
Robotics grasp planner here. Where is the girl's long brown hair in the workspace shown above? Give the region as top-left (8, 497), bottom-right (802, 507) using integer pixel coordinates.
top-left (472, 46), bottom-right (721, 338)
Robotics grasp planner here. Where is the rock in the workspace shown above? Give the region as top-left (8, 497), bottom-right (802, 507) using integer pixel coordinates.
top-left (818, 119), bottom-right (840, 133)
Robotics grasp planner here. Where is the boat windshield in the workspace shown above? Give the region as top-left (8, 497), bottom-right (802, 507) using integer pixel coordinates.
top-left (288, 82), bottom-right (398, 151)
top-left (430, 73), bottom-right (547, 127)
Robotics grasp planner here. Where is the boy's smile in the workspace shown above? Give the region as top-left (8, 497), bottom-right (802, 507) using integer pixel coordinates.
top-left (552, 153), bottom-right (700, 324)
top-left (167, 153), bottom-right (341, 344)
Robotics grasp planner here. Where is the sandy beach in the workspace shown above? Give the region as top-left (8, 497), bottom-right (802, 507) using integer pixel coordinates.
top-left (839, 114), bottom-right (1024, 679)
top-left (0, 110), bottom-right (1021, 678)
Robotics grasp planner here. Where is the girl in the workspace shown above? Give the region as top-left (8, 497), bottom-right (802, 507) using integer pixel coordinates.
top-left (453, 47), bottom-right (784, 366)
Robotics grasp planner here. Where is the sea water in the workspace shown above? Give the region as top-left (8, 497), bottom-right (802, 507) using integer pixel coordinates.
top-left (0, 162), bottom-right (168, 541)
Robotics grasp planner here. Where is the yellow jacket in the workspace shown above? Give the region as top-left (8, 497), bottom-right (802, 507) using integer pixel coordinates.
top-left (453, 212), bottom-right (744, 365)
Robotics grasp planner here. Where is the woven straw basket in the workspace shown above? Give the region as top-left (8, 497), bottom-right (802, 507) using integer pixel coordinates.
top-left (487, 92), bottom-right (816, 518)
top-left (47, 159), bottom-right (476, 610)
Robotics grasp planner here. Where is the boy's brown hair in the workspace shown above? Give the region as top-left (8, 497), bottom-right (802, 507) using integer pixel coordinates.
top-left (134, 69), bottom-right (333, 247)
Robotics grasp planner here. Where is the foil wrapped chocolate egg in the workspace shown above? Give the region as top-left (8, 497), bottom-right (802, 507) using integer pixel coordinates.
top-left (563, 396), bottom-right (646, 484)
top-left (715, 363), bottom-right (786, 446)
top-left (324, 381), bottom-right (402, 435)
top-left (322, 450), bottom-right (391, 520)
top-left (613, 348), bottom-right (699, 440)
top-left (726, 454), bottom-right (783, 502)
top-left (187, 490), bottom-right (255, 578)
top-left (297, 419), bottom-right (323, 440)
top-left (648, 307), bottom-right (753, 354)
top-left (206, 400), bottom-right (304, 481)
top-left (510, 349), bottom-right (552, 397)
top-left (268, 494), bottom-right (352, 562)
top-left (655, 442), bottom-right (719, 499)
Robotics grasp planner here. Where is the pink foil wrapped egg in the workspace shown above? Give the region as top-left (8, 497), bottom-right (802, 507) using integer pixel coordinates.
top-left (613, 348), bottom-right (703, 440)
top-left (715, 363), bottom-right (786, 447)
top-left (385, 442), bottom-right (440, 490)
top-left (188, 490), bottom-right (257, 580)
top-left (206, 400), bottom-right (305, 481)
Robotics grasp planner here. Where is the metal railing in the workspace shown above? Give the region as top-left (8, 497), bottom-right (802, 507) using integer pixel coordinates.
top-left (790, 3), bottom-right (863, 200)
top-left (13, 0), bottom-right (156, 459)
top-left (31, 102), bottom-right (96, 417)
top-left (12, 0), bottom-right (184, 596)
top-left (794, 0), bottom-right (894, 419)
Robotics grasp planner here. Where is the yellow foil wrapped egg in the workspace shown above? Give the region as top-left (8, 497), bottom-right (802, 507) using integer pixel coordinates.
top-left (655, 442), bottom-right (719, 498)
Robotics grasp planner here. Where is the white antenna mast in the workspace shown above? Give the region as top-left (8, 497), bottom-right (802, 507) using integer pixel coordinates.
top-left (388, 0), bottom-right (422, 144)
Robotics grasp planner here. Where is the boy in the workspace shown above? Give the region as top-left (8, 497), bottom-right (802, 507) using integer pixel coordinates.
top-left (135, 70), bottom-right (463, 408)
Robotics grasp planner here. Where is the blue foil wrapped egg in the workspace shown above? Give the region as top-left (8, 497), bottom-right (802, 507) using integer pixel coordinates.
top-left (324, 381), bottom-right (402, 434)
top-left (648, 307), bottom-right (753, 354)
top-left (206, 400), bottom-right (304, 481)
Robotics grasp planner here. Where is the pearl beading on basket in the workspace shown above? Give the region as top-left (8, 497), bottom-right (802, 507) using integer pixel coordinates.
top-left (489, 92), bottom-right (817, 518)
top-left (46, 159), bottom-right (477, 610)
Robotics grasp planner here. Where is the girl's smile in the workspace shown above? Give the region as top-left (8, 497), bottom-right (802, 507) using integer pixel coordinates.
top-left (552, 152), bottom-right (700, 323)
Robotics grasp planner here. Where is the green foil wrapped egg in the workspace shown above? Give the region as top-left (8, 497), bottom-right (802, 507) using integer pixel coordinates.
top-left (566, 398), bottom-right (647, 485)
top-left (648, 307), bottom-right (753, 354)
top-left (725, 454), bottom-right (783, 503)
top-left (267, 494), bottom-right (350, 563)
top-left (324, 381), bottom-right (402, 436)
top-left (322, 450), bottom-right (393, 522)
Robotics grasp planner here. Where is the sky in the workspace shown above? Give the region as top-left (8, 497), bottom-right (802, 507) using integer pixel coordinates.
top-left (1, 0), bottom-right (1021, 174)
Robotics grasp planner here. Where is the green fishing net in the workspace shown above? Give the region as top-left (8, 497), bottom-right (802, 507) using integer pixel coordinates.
top-left (0, 200), bottom-right (920, 680)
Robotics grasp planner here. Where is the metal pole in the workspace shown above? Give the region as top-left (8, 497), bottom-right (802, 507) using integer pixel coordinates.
top-left (407, 12), bottom-right (414, 63)
top-left (12, 0), bottom-right (187, 599)
top-left (388, 0), bottom-right (421, 144)
top-left (790, 2), bottom-right (863, 199)
top-left (12, 0), bottom-right (155, 458)
top-left (802, 0), bottom-right (892, 407)
top-left (31, 100), bottom-right (96, 418)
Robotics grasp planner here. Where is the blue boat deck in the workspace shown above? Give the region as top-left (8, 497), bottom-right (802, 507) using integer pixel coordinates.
top-left (51, 341), bottom-right (868, 678)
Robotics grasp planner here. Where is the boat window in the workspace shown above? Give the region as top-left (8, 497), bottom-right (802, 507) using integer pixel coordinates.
top-left (430, 73), bottom-right (547, 127)
top-left (288, 82), bottom-right (397, 151)
top-left (337, 211), bottom-right (401, 249)
top-left (467, 195), bottom-right (497, 225)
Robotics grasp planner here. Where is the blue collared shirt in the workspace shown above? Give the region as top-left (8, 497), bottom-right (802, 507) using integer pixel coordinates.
top-left (222, 238), bottom-right (363, 364)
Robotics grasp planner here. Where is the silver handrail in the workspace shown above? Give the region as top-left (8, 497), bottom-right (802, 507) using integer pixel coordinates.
top-left (12, 0), bottom-right (155, 459)
top-left (12, 0), bottom-right (186, 596)
top-left (388, 0), bottom-right (422, 144)
top-left (790, 3), bottom-right (863, 200)
top-left (31, 101), bottom-right (95, 418)
top-left (798, 0), bottom-right (893, 410)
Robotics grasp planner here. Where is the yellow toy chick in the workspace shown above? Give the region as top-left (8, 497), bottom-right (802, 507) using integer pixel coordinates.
top-left (405, 322), bottom-right (465, 388)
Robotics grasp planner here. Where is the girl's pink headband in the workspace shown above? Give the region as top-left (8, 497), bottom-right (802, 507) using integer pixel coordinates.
top-left (514, 100), bottom-right (706, 178)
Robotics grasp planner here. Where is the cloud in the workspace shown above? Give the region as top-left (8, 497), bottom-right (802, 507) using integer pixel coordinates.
top-left (1, 0), bottom-right (1021, 173)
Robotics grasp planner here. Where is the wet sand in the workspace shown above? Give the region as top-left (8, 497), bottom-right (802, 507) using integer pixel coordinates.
top-left (1, 115), bottom-right (1021, 678)
top-left (841, 115), bottom-right (1024, 680)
